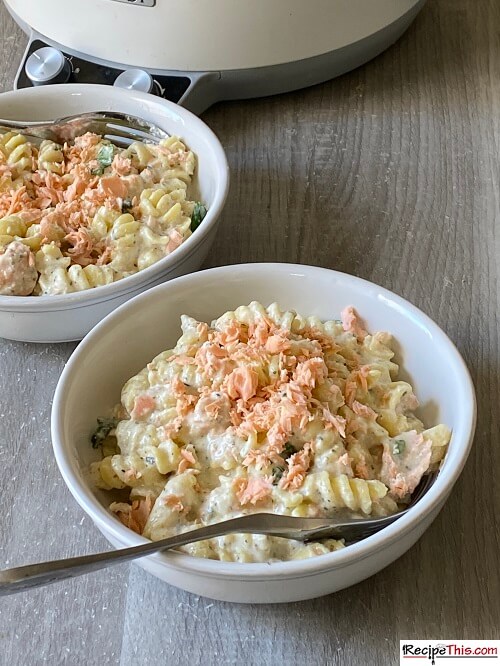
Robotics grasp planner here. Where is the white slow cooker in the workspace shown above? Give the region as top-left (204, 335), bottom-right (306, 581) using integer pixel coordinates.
top-left (4, 0), bottom-right (426, 113)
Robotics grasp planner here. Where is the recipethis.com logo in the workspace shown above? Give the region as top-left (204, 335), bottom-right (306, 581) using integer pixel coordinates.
top-left (400, 640), bottom-right (500, 665)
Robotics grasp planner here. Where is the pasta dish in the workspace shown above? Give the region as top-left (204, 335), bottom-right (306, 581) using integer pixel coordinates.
top-left (0, 131), bottom-right (205, 295)
top-left (91, 302), bottom-right (451, 562)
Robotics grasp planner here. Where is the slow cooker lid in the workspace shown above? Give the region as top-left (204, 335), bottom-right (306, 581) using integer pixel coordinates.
top-left (7, 0), bottom-right (423, 72)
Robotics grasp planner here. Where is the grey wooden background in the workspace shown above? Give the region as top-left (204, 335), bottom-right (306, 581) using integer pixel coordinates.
top-left (0, 1), bottom-right (498, 665)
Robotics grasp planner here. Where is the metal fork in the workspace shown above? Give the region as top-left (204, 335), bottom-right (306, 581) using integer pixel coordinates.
top-left (0, 473), bottom-right (437, 596)
top-left (0, 111), bottom-right (169, 147)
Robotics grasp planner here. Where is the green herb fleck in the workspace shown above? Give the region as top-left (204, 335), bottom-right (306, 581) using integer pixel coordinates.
top-left (190, 202), bottom-right (207, 232)
top-left (272, 466), bottom-right (285, 485)
top-left (281, 442), bottom-right (296, 459)
top-left (97, 143), bottom-right (114, 168)
top-left (91, 143), bottom-right (114, 175)
top-left (91, 417), bottom-right (119, 448)
top-left (393, 439), bottom-right (406, 455)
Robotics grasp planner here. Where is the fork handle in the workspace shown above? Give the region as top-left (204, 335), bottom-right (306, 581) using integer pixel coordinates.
top-left (0, 510), bottom-right (406, 595)
top-left (0, 514), bottom-right (327, 596)
top-left (0, 120), bottom-right (49, 130)
top-left (0, 520), bottom-right (241, 596)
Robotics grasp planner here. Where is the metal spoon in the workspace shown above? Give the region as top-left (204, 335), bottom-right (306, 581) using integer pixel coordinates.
top-left (0, 473), bottom-right (436, 596)
top-left (0, 111), bottom-right (169, 147)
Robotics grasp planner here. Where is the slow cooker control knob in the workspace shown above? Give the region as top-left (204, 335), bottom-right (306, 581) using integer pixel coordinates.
top-left (25, 47), bottom-right (71, 86)
top-left (113, 69), bottom-right (154, 94)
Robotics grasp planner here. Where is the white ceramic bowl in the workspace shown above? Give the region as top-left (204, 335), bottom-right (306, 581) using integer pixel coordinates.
top-left (0, 84), bottom-right (229, 342)
top-left (51, 264), bottom-right (476, 603)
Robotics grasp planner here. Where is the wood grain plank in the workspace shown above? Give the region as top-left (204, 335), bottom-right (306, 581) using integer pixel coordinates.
top-left (0, 6), bottom-right (26, 93)
top-left (0, 0), bottom-right (498, 664)
top-left (0, 342), bottom-right (128, 666)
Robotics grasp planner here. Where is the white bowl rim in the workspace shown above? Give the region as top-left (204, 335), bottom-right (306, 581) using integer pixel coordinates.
top-left (51, 262), bottom-right (477, 579)
top-left (0, 84), bottom-right (230, 311)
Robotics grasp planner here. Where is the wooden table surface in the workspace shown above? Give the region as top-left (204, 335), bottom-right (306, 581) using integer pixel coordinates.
top-left (1, 1), bottom-right (499, 664)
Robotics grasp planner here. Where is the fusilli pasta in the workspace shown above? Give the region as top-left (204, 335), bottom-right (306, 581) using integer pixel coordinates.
top-left (90, 303), bottom-right (451, 563)
top-left (0, 131), bottom-right (205, 296)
